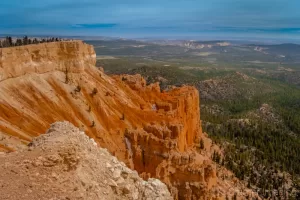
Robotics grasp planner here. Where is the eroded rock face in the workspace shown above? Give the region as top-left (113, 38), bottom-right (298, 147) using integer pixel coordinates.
top-left (0, 41), bottom-right (258, 199)
top-left (0, 41), bottom-right (96, 81)
top-left (0, 121), bottom-right (173, 200)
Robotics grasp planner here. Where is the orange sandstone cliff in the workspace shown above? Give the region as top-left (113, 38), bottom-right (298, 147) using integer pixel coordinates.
top-left (0, 41), bottom-right (258, 199)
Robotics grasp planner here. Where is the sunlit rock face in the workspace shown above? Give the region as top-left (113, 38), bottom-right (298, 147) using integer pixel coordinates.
top-left (0, 41), bottom-right (259, 200)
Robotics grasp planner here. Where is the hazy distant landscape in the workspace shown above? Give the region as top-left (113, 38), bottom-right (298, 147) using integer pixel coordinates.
top-left (88, 39), bottom-right (300, 198)
top-left (87, 39), bottom-right (300, 87)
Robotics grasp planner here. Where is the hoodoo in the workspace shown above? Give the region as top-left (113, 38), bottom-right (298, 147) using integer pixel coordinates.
top-left (0, 41), bottom-right (258, 199)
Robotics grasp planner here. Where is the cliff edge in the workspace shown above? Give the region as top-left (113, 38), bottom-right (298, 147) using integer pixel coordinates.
top-left (0, 41), bottom-right (258, 199)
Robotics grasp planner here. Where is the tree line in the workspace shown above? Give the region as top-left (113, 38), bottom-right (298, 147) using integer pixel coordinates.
top-left (204, 117), bottom-right (300, 199)
top-left (0, 36), bottom-right (65, 48)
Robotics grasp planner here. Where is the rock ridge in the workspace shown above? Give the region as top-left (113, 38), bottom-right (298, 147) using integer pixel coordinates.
top-left (0, 121), bottom-right (173, 200)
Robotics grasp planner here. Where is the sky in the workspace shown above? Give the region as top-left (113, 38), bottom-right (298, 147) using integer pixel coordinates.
top-left (1, 0), bottom-right (300, 42)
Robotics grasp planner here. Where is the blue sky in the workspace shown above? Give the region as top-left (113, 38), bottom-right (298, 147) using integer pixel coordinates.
top-left (1, 0), bottom-right (300, 41)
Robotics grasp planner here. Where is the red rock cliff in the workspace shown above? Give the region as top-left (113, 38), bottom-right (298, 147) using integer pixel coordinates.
top-left (0, 41), bottom-right (258, 200)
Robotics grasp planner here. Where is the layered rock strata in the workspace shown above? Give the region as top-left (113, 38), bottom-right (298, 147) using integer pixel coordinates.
top-left (0, 41), bottom-right (258, 199)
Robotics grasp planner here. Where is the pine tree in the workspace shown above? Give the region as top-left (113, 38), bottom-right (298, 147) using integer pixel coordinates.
top-left (15, 39), bottom-right (22, 46)
top-left (23, 36), bottom-right (28, 45)
top-left (7, 36), bottom-right (13, 46)
top-left (33, 38), bottom-right (38, 44)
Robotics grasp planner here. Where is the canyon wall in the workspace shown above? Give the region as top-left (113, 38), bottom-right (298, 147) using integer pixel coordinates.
top-left (0, 41), bottom-right (258, 199)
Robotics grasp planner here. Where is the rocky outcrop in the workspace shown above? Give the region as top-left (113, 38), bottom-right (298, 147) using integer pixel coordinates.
top-left (0, 41), bottom-right (258, 199)
top-left (0, 121), bottom-right (173, 200)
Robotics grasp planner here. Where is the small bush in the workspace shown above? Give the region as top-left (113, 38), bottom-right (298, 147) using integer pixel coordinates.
top-left (200, 138), bottom-right (205, 149)
top-left (65, 68), bottom-right (69, 84)
top-left (75, 85), bottom-right (81, 92)
top-left (120, 113), bottom-right (125, 120)
top-left (90, 121), bottom-right (95, 127)
top-left (91, 88), bottom-right (98, 97)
